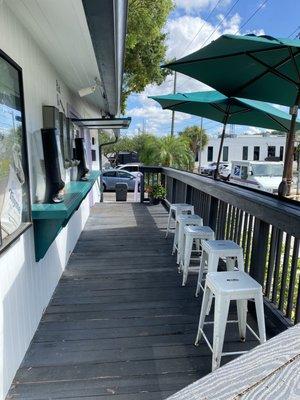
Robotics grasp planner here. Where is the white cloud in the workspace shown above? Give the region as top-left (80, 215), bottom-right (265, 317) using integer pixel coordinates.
top-left (174, 0), bottom-right (231, 14)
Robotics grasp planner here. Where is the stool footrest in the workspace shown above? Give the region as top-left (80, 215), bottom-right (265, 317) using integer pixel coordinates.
top-left (197, 322), bottom-right (261, 355)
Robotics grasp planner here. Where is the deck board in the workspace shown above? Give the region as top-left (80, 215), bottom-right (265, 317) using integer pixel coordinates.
top-left (7, 202), bottom-right (260, 399)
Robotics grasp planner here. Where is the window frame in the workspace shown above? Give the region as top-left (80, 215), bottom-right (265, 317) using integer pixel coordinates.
top-left (242, 146), bottom-right (248, 161)
top-left (253, 146), bottom-right (260, 161)
top-left (267, 146), bottom-right (276, 158)
top-left (223, 146), bottom-right (229, 162)
top-left (0, 48), bottom-right (32, 255)
top-left (207, 146), bottom-right (213, 162)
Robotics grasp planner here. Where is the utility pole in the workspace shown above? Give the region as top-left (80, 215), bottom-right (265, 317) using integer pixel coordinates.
top-left (198, 117), bottom-right (203, 174)
top-left (170, 72), bottom-right (177, 136)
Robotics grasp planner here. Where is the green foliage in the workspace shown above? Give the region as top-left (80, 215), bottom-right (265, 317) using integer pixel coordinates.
top-left (122, 0), bottom-right (174, 112)
top-left (146, 184), bottom-right (166, 199)
top-left (99, 130), bottom-right (194, 170)
top-left (178, 125), bottom-right (208, 156)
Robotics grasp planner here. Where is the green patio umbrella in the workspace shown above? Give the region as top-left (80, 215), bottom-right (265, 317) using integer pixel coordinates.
top-left (163, 34), bottom-right (300, 195)
top-left (150, 90), bottom-right (300, 179)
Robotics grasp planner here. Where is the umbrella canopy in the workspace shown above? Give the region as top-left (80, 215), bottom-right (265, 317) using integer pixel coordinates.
top-left (150, 91), bottom-right (300, 132)
top-left (150, 90), bottom-right (300, 179)
top-left (163, 34), bottom-right (300, 107)
top-left (163, 34), bottom-right (300, 195)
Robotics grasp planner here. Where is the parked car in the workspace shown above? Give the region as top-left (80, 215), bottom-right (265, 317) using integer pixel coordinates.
top-left (201, 162), bottom-right (229, 176)
top-left (102, 169), bottom-right (139, 191)
top-left (116, 163), bottom-right (142, 176)
top-left (229, 161), bottom-right (284, 194)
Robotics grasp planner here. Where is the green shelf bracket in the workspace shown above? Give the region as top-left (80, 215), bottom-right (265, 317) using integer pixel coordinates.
top-left (32, 171), bottom-right (100, 261)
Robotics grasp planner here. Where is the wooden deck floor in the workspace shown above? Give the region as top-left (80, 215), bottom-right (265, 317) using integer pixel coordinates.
top-left (8, 202), bottom-right (260, 400)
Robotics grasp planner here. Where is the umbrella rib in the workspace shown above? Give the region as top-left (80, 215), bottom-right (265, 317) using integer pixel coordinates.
top-left (231, 50), bottom-right (300, 96)
top-left (162, 100), bottom-right (190, 110)
top-left (264, 113), bottom-right (289, 132)
top-left (247, 53), bottom-right (299, 86)
top-left (164, 45), bottom-right (287, 67)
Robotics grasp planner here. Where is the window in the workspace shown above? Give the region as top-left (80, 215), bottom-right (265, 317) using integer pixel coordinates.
top-left (117, 171), bottom-right (132, 179)
top-left (91, 137), bottom-right (95, 145)
top-left (242, 146), bottom-right (248, 160)
top-left (241, 166), bottom-right (248, 179)
top-left (223, 146), bottom-right (228, 162)
top-left (267, 146), bottom-right (276, 158)
top-left (103, 171), bottom-right (116, 177)
top-left (207, 146), bottom-right (213, 162)
top-left (253, 146), bottom-right (260, 160)
top-left (0, 50), bottom-right (31, 250)
top-left (91, 149), bottom-right (96, 161)
top-left (279, 146), bottom-right (284, 161)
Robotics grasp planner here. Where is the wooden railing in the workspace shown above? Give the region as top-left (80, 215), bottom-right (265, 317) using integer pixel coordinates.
top-left (140, 166), bottom-right (300, 331)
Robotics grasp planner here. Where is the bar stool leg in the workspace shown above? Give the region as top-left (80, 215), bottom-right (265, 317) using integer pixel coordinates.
top-left (165, 209), bottom-right (173, 239)
top-left (182, 235), bottom-right (193, 286)
top-left (195, 251), bottom-right (207, 297)
top-left (172, 221), bottom-right (178, 255)
top-left (236, 299), bottom-right (247, 342)
top-left (254, 292), bottom-right (267, 344)
top-left (195, 285), bottom-right (211, 346)
top-left (212, 296), bottom-right (230, 371)
top-left (206, 254), bottom-right (220, 315)
top-left (177, 224), bottom-right (185, 265)
top-left (237, 252), bottom-right (245, 271)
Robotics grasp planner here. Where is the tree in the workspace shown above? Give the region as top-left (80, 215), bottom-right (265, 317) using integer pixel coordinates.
top-left (158, 135), bottom-right (194, 170)
top-left (99, 131), bottom-right (135, 166)
top-left (122, 0), bottom-right (174, 112)
top-left (178, 125), bottom-right (208, 157)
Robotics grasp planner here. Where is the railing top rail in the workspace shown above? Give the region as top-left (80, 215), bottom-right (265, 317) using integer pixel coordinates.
top-left (141, 166), bottom-right (300, 237)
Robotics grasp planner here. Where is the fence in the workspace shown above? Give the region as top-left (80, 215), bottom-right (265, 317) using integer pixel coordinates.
top-left (140, 166), bottom-right (300, 331)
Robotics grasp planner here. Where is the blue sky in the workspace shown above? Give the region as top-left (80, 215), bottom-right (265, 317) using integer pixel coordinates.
top-left (124, 0), bottom-right (300, 138)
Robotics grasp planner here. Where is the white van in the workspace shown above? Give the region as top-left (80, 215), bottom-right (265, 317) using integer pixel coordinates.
top-left (229, 161), bottom-right (284, 194)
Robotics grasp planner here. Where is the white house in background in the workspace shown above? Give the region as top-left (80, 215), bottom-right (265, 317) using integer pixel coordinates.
top-left (199, 134), bottom-right (286, 165)
top-left (0, 1), bottom-right (128, 398)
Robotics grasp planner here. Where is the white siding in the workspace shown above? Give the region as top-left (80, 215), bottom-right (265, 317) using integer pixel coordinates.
top-left (200, 135), bottom-right (286, 164)
top-left (0, 3), bottom-right (101, 398)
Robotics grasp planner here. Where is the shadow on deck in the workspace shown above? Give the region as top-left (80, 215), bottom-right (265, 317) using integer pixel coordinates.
top-left (8, 202), bottom-right (261, 400)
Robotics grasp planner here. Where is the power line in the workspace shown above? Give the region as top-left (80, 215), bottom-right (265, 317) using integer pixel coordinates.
top-left (179, 0), bottom-right (223, 58)
top-left (234, 0), bottom-right (269, 35)
top-left (288, 25), bottom-right (300, 38)
top-left (200, 0), bottom-right (241, 48)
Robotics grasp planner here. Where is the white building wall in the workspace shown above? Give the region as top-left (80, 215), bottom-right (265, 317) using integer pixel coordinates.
top-left (200, 135), bottom-right (286, 164)
top-left (0, 3), bottom-right (101, 398)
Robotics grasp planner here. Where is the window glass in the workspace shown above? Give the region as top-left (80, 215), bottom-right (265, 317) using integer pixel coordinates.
top-left (252, 163), bottom-right (283, 176)
top-left (91, 149), bottom-right (96, 161)
top-left (253, 146), bottom-right (260, 160)
top-left (223, 146), bottom-right (228, 162)
top-left (117, 171), bottom-right (132, 178)
top-left (207, 146), bottom-right (213, 162)
top-left (242, 146), bottom-right (248, 160)
top-left (267, 146), bottom-right (276, 158)
top-left (241, 166), bottom-right (248, 179)
top-left (0, 53), bottom-right (30, 248)
top-left (103, 171), bottom-right (116, 177)
top-left (279, 146), bottom-right (284, 161)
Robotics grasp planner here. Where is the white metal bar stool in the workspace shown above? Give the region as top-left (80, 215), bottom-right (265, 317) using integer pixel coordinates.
top-left (165, 203), bottom-right (194, 239)
top-left (195, 271), bottom-right (266, 371)
top-left (181, 226), bottom-right (215, 286)
top-left (195, 240), bottom-right (244, 297)
top-left (173, 214), bottom-right (203, 266)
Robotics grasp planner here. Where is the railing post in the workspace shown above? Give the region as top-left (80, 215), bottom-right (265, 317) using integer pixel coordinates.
top-left (249, 218), bottom-right (269, 285)
top-left (208, 196), bottom-right (218, 231)
top-left (140, 173), bottom-right (145, 203)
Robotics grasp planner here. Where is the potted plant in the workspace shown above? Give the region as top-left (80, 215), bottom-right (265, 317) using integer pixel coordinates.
top-left (146, 184), bottom-right (166, 205)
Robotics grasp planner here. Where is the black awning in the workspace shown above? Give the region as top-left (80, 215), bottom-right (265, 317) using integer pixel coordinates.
top-left (71, 117), bottom-right (131, 129)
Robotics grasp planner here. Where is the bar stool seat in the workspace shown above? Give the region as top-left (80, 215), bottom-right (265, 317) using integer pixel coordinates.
top-left (173, 214), bottom-right (203, 266)
top-left (181, 226), bottom-right (215, 286)
top-left (196, 240), bottom-right (244, 297)
top-left (165, 203), bottom-right (194, 239)
top-left (195, 271), bottom-right (266, 371)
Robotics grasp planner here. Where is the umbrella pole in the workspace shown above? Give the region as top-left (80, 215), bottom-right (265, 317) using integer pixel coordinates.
top-left (214, 116), bottom-right (229, 180)
top-left (278, 90), bottom-right (300, 197)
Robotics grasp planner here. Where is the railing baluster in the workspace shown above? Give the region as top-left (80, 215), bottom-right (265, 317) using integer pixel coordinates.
top-left (279, 234), bottom-right (292, 312)
top-left (272, 230), bottom-right (283, 304)
top-left (266, 227), bottom-right (279, 298)
top-left (286, 238), bottom-right (299, 319)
